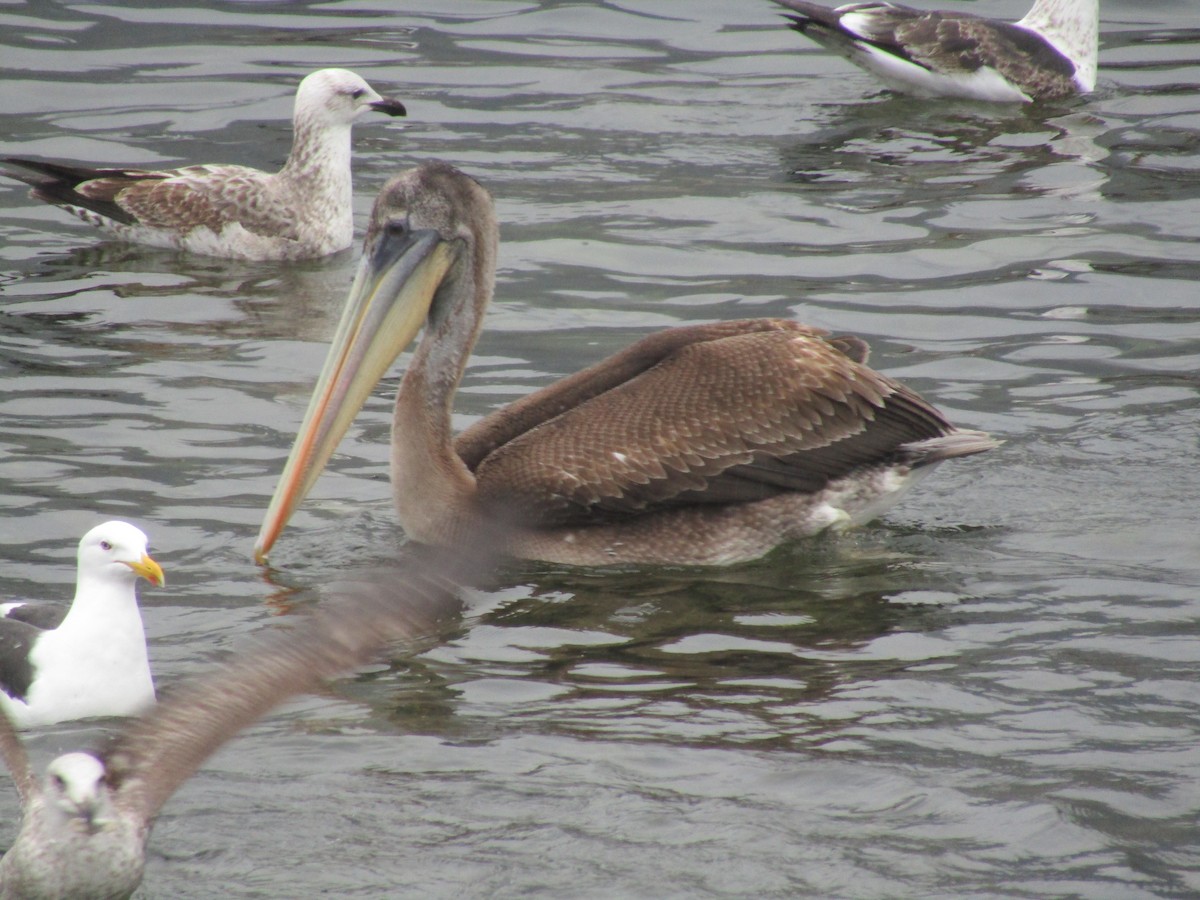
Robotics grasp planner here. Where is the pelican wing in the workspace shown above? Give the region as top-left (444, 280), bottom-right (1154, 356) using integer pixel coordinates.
top-left (470, 324), bottom-right (955, 526)
top-left (456, 319), bottom-right (837, 468)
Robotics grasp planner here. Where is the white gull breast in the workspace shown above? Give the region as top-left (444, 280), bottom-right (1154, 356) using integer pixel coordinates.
top-left (0, 521), bottom-right (164, 729)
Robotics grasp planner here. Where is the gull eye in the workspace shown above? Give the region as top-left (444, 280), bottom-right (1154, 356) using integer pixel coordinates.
top-left (51, 774), bottom-right (66, 791)
top-left (350, 88), bottom-right (366, 100)
top-left (100, 540), bottom-right (112, 551)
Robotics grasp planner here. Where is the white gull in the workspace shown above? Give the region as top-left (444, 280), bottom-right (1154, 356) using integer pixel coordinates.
top-left (1, 68), bottom-right (407, 260)
top-left (774, 0), bottom-right (1099, 103)
top-left (0, 521), bottom-right (163, 730)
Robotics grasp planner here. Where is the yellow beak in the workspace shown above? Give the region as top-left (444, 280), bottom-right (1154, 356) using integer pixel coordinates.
top-left (123, 554), bottom-right (165, 587)
top-left (254, 227), bottom-right (455, 562)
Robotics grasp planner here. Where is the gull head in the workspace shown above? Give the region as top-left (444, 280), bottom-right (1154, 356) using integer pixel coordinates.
top-left (44, 753), bottom-right (114, 833)
top-left (77, 520), bottom-right (165, 588)
top-left (296, 68), bottom-right (407, 126)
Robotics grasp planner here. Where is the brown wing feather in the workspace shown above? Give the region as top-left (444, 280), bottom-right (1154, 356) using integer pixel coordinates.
top-left (0, 704), bottom-right (36, 808)
top-left (3, 156), bottom-right (301, 239)
top-left (471, 327), bottom-right (952, 526)
top-left (725, 379), bottom-right (957, 494)
top-left (101, 540), bottom-right (490, 824)
top-left (896, 16), bottom-right (1077, 87)
top-left (455, 319), bottom-right (832, 470)
top-left (105, 165), bottom-right (301, 240)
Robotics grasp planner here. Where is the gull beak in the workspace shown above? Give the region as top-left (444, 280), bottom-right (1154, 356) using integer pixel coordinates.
top-left (123, 554), bottom-right (165, 587)
top-left (369, 97), bottom-right (407, 117)
top-left (254, 223), bottom-right (454, 562)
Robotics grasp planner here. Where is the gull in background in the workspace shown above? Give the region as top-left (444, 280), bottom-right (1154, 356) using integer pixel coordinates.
top-left (2, 68), bottom-right (407, 260)
top-left (774, 0), bottom-right (1099, 102)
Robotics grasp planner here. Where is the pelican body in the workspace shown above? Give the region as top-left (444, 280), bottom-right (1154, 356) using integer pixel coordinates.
top-left (254, 162), bottom-right (997, 567)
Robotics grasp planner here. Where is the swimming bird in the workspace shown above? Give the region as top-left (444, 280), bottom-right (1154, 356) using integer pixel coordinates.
top-left (0, 521), bottom-right (163, 730)
top-left (1, 68), bottom-right (407, 261)
top-left (254, 161), bottom-right (998, 568)
top-left (774, 0), bottom-right (1098, 102)
top-left (0, 553), bottom-right (474, 899)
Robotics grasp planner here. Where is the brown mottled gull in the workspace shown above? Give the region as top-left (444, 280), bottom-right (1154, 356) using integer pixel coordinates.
top-left (774, 0), bottom-right (1098, 103)
top-left (1, 68), bottom-right (406, 260)
top-left (0, 538), bottom-right (491, 899)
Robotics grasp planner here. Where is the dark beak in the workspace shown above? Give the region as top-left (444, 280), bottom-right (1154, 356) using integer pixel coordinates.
top-left (370, 97), bottom-right (407, 117)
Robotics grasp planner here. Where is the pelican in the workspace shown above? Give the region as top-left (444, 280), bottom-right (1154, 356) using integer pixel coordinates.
top-left (1, 68), bottom-right (406, 261)
top-left (0, 556), bottom-right (471, 898)
top-left (255, 161), bottom-right (998, 567)
top-left (774, 0), bottom-right (1099, 103)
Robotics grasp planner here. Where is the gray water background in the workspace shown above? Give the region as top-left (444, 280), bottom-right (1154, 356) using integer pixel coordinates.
top-left (1, 1), bottom-right (1198, 896)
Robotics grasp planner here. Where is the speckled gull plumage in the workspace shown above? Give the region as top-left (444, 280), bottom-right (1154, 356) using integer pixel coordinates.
top-left (1, 68), bottom-right (406, 260)
top-left (0, 543), bottom-right (489, 899)
top-left (0, 521), bottom-right (163, 730)
top-left (774, 0), bottom-right (1099, 102)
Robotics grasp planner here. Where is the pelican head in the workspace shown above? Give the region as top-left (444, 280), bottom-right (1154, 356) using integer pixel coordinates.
top-left (255, 163), bottom-right (495, 561)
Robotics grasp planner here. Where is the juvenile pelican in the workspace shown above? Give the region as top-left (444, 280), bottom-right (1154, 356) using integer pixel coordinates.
top-left (255, 162), bottom-right (997, 567)
top-left (1, 68), bottom-right (406, 260)
top-left (774, 0), bottom-right (1099, 103)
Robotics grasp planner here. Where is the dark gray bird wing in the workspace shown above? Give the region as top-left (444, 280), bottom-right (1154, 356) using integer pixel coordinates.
top-left (0, 618), bottom-right (43, 703)
top-left (102, 540), bottom-right (495, 825)
top-left (2, 602), bottom-right (67, 631)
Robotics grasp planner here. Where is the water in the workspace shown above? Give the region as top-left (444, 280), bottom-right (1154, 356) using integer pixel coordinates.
top-left (2, 1), bottom-right (1198, 896)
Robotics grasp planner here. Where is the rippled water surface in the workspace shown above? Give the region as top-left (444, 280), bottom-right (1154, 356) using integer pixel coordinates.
top-left (2, 1), bottom-right (1199, 897)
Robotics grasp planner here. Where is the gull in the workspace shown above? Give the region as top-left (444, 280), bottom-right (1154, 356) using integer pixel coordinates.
top-left (774, 0), bottom-right (1099, 103)
top-left (0, 541), bottom-right (485, 899)
top-left (1, 68), bottom-right (407, 260)
top-left (0, 521), bottom-right (163, 730)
